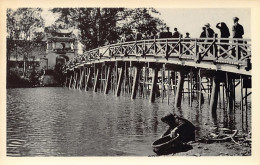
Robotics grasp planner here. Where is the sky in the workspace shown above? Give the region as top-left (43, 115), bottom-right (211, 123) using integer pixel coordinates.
top-left (41, 8), bottom-right (251, 39)
top-left (155, 8), bottom-right (251, 38)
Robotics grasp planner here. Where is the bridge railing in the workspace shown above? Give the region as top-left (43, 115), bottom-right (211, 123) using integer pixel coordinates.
top-left (66, 37), bottom-right (251, 70)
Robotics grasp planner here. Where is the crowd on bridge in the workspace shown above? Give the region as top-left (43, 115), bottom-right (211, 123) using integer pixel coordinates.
top-left (119, 17), bottom-right (244, 42)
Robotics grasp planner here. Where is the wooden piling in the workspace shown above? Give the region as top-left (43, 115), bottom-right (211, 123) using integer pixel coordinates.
top-left (210, 75), bottom-right (220, 114)
top-left (116, 67), bottom-right (125, 96)
top-left (174, 71), bottom-right (185, 108)
top-left (69, 74), bottom-right (73, 88)
top-left (85, 67), bottom-right (93, 91)
top-left (131, 66), bottom-right (140, 100)
top-left (104, 65), bottom-right (112, 94)
top-left (150, 68), bottom-right (158, 103)
top-left (93, 68), bottom-right (100, 92)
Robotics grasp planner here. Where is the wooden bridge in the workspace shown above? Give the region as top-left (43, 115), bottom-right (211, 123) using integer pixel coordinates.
top-left (63, 37), bottom-right (251, 115)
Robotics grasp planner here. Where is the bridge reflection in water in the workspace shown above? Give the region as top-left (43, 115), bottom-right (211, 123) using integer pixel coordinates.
top-left (64, 37), bottom-right (251, 123)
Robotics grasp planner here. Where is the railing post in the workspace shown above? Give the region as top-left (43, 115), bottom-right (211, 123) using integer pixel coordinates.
top-left (194, 38), bottom-right (197, 61)
top-left (166, 39), bottom-right (169, 60)
top-left (154, 37), bottom-right (157, 54)
top-left (179, 35), bottom-right (182, 55)
top-left (236, 39), bottom-right (239, 62)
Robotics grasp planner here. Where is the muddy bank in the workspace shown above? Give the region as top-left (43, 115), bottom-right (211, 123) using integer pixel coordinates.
top-left (150, 130), bottom-right (251, 156)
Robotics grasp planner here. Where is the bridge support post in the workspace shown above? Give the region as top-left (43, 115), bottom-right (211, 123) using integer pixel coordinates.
top-left (210, 75), bottom-right (220, 114)
top-left (131, 67), bottom-right (140, 100)
top-left (149, 68), bottom-right (158, 103)
top-left (73, 71), bottom-right (78, 89)
top-left (78, 68), bottom-right (84, 90)
top-left (85, 67), bottom-right (93, 91)
top-left (174, 71), bottom-right (185, 107)
top-left (93, 68), bottom-right (100, 92)
top-left (226, 73), bottom-right (234, 113)
top-left (68, 74), bottom-right (73, 88)
top-left (116, 67), bottom-right (125, 96)
top-left (104, 65), bottom-right (112, 94)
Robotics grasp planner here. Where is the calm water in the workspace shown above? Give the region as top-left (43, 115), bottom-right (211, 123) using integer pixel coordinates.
top-left (7, 87), bottom-right (251, 156)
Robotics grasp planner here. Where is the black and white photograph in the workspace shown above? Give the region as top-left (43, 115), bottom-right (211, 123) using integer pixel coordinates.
top-left (1, 0), bottom-right (260, 164)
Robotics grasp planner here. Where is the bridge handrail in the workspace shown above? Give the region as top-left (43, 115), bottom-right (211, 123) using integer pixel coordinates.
top-left (66, 37), bottom-right (251, 71)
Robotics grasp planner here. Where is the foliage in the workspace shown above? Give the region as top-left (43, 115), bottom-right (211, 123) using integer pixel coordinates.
top-left (51, 8), bottom-right (166, 50)
top-left (7, 8), bottom-right (45, 40)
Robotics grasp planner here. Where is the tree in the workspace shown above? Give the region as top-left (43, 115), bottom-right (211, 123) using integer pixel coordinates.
top-left (6, 8), bottom-right (45, 77)
top-left (118, 8), bottom-right (165, 37)
top-left (51, 8), bottom-right (166, 50)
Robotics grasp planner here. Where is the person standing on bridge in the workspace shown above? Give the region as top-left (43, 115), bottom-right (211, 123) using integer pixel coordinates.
top-left (165, 27), bottom-right (172, 38)
top-left (232, 17), bottom-right (244, 59)
top-left (158, 27), bottom-right (165, 39)
top-left (172, 28), bottom-right (181, 38)
top-left (232, 17), bottom-right (244, 39)
top-left (134, 28), bottom-right (142, 41)
top-left (204, 23), bottom-right (215, 56)
top-left (216, 22), bottom-right (230, 58)
top-left (172, 28), bottom-right (181, 54)
top-left (151, 30), bottom-right (158, 39)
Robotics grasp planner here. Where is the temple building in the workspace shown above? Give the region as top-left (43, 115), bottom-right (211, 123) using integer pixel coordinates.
top-left (46, 27), bottom-right (77, 70)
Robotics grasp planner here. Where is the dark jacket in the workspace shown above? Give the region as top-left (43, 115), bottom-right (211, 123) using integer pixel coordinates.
top-left (232, 23), bottom-right (244, 38)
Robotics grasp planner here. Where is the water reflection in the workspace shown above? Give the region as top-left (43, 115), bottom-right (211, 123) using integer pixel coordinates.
top-left (7, 87), bottom-right (251, 156)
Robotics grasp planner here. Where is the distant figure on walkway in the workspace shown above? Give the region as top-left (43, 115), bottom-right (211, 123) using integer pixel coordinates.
top-left (205, 23), bottom-right (215, 39)
top-left (205, 23), bottom-right (215, 55)
top-left (172, 28), bottom-right (181, 53)
top-left (172, 28), bottom-right (181, 38)
top-left (232, 17), bottom-right (244, 39)
top-left (151, 30), bottom-right (158, 39)
top-left (161, 113), bottom-right (195, 143)
top-left (216, 22), bottom-right (230, 57)
top-left (232, 17), bottom-right (244, 59)
top-left (158, 27), bottom-right (165, 39)
top-left (216, 22), bottom-right (230, 38)
top-left (165, 27), bottom-right (172, 38)
top-left (134, 28), bottom-right (142, 41)
top-left (200, 27), bottom-right (207, 38)
top-left (185, 32), bottom-right (190, 38)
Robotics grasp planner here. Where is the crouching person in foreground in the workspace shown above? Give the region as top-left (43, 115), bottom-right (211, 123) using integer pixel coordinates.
top-left (161, 113), bottom-right (195, 143)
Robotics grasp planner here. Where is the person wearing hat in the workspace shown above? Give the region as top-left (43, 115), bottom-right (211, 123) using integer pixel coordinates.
top-left (161, 113), bottom-right (195, 143)
top-left (204, 23), bottom-right (215, 56)
top-left (232, 17), bottom-right (244, 39)
top-left (232, 17), bottom-right (244, 59)
top-left (204, 23), bottom-right (215, 38)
